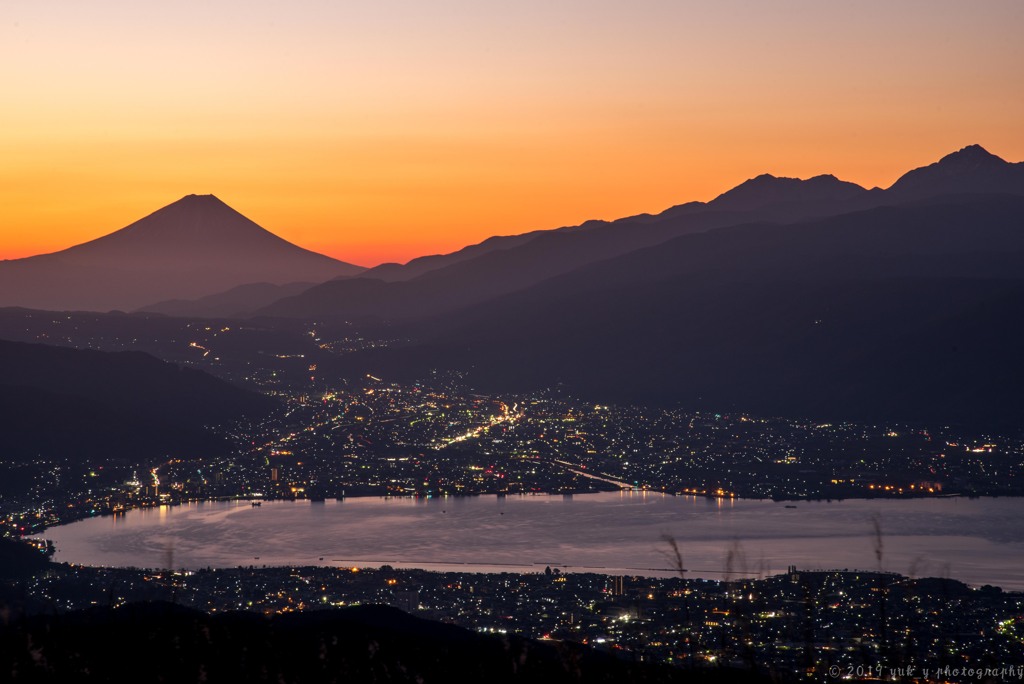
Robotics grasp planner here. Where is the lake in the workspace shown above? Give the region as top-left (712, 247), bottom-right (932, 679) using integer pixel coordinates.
top-left (40, 492), bottom-right (1024, 590)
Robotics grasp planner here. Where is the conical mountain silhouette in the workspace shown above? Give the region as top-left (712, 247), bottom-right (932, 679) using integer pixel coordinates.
top-left (0, 195), bottom-right (363, 312)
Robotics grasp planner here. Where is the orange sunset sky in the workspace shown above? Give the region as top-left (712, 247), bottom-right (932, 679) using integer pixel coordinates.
top-left (2, 0), bottom-right (1022, 267)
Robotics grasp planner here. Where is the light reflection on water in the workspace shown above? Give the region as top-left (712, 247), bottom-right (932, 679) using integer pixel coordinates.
top-left (40, 492), bottom-right (1024, 589)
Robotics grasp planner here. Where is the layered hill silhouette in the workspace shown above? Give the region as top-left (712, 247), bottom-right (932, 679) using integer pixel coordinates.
top-left (0, 194), bottom-right (363, 312)
top-left (325, 190), bottom-right (1024, 430)
top-left (0, 339), bottom-right (275, 468)
top-left (256, 145), bottom-right (1024, 321)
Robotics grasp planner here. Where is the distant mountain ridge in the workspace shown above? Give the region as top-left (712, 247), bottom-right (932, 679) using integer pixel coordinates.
top-left (0, 194), bottom-right (363, 312)
top-left (256, 144), bottom-right (1024, 321)
top-left (364, 144), bottom-right (1023, 282)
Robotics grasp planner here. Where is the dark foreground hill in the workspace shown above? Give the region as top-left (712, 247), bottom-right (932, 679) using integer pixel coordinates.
top-left (0, 339), bottom-right (275, 465)
top-left (0, 602), bottom-right (763, 684)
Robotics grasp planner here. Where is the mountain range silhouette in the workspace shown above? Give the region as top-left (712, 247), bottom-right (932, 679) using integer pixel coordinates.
top-left (2, 145), bottom-right (1022, 319)
top-left (254, 144), bottom-right (1024, 321)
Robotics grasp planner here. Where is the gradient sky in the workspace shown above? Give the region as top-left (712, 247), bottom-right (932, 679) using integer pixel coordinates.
top-left (2, 0), bottom-right (1022, 267)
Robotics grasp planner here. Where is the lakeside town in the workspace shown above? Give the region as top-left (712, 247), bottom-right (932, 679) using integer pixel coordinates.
top-left (3, 369), bottom-right (1022, 538)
